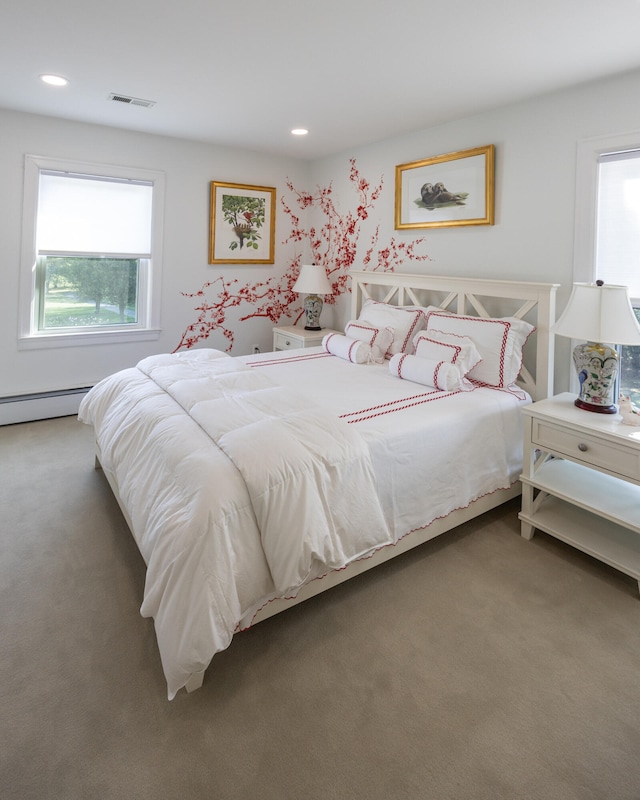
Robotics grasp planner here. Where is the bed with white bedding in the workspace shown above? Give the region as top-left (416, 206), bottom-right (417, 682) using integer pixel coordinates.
top-left (78, 270), bottom-right (558, 699)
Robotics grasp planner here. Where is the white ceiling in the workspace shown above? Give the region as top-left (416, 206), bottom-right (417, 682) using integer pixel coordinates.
top-left (3, 0), bottom-right (640, 160)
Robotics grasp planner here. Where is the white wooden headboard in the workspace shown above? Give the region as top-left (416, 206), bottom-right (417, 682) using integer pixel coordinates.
top-left (349, 270), bottom-right (559, 401)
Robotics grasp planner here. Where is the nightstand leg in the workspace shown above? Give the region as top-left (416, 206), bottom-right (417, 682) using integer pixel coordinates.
top-left (519, 477), bottom-right (536, 540)
top-left (520, 520), bottom-right (536, 540)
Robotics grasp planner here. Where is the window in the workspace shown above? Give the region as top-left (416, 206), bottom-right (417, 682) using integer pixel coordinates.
top-left (575, 134), bottom-right (640, 404)
top-left (595, 150), bottom-right (640, 404)
top-left (19, 156), bottom-right (164, 348)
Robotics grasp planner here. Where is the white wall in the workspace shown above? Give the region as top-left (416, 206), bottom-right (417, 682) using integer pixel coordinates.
top-left (0, 109), bottom-right (309, 415)
top-left (4, 67), bottom-right (640, 419)
top-left (306, 68), bottom-right (640, 392)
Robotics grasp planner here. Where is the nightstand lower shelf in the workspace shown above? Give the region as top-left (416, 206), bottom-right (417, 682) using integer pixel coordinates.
top-left (522, 458), bottom-right (640, 531)
top-left (519, 497), bottom-right (640, 589)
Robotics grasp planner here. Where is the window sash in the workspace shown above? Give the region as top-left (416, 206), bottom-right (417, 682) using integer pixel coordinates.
top-left (35, 256), bottom-right (146, 333)
top-left (592, 144), bottom-right (640, 403)
top-left (37, 171), bottom-right (153, 256)
top-left (596, 150), bottom-right (640, 300)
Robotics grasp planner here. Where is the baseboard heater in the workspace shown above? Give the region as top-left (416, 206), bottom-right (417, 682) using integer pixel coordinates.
top-left (0, 387), bottom-right (92, 426)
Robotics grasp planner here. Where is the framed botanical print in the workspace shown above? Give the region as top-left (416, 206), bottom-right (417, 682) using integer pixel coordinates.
top-left (209, 181), bottom-right (276, 264)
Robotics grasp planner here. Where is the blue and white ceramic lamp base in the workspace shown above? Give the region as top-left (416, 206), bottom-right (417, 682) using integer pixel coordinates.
top-left (303, 294), bottom-right (324, 331)
top-left (573, 341), bottom-right (619, 414)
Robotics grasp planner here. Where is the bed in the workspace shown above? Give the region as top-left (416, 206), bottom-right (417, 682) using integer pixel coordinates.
top-left (78, 270), bottom-right (558, 699)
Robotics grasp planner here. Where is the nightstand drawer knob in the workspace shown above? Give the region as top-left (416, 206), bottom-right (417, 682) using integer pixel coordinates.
top-left (578, 443), bottom-right (588, 452)
top-left (285, 340), bottom-right (291, 346)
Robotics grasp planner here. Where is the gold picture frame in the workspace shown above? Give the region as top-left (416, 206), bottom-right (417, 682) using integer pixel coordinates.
top-left (395, 144), bottom-right (495, 230)
top-left (209, 181), bottom-right (276, 264)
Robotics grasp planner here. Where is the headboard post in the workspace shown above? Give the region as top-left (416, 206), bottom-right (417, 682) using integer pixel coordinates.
top-left (532, 285), bottom-right (557, 401)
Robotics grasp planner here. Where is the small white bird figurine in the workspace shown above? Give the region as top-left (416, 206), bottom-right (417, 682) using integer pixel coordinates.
top-left (618, 395), bottom-right (640, 426)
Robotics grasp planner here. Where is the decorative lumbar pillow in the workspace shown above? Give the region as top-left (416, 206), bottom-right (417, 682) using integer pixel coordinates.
top-left (424, 309), bottom-right (534, 389)
top-left (322, 332), bottom-right (373, 364)
top-left (357, 300), bottom-right (425, 358)
top-left (344, 320), bottom-right (394, 363)
top-left (412, 330), bottom-right (482, 376)
top-left (389, 353), bottom-right (471, 391)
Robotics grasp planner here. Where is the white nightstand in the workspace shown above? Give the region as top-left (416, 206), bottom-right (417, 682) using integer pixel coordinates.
top-left (272, 325), bottom-right (337, 352)
top-left (519, 392), bottom-right (640, 594)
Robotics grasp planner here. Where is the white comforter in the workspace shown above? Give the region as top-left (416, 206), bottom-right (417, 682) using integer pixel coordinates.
top-left (135, 351), bottom-right (391, 595)
top-left (79, 347), bottom-right (528, 698)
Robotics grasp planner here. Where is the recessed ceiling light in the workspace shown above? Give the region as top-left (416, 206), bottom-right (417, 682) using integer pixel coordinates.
top-left (291, 128), bottom-right (308, 136)
top-left (40, 74), bottom-right (69, 87)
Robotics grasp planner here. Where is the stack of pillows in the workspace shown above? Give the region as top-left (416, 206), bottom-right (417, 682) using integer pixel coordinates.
top-left (322, 298), bottom-right (534, 393)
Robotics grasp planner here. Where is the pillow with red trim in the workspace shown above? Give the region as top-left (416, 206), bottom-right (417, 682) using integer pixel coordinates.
top-left (357, 300), bottom-right (424, 358)
top-left (424, 309), bottom-right (534, 388)
top-left (322, 333), bottom-right (372, 364)
top-left (401, 305), bottom-right (445, 322)
top-left (388, 353), bottom-right (472, 392)
top-left (344, 320), bottom-right (394, 364)
top-left (412, 330), bottom-right (482, 376)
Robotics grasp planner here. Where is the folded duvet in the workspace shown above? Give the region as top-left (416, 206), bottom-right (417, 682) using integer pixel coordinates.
top-left (136, 352), bottom-right (391, 596)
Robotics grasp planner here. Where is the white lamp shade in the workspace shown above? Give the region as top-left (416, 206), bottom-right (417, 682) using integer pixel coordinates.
top-left (292, 264), bottom-right (332, 295)
top-left (552, 282), bottom-right (640, 345)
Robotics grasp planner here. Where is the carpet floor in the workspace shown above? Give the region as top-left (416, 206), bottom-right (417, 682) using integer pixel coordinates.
top-left (1, 415), bottom-right (640, 800)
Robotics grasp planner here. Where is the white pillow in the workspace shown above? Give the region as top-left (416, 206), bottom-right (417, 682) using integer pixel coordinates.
top-left (357, 300), bottom-right (425, 358)
top-left (412, 330), bottom-right (482, 376)
top-left (322, 333), bottom-right (372, 364)
top-left (389, 353), bottom-right (472, 392)
top-left (424, 309), bottom-right (534, 388)
top-left (401, 304), bottom-right (444, 321)
top-left (344, 320), bottom-right (394, 363)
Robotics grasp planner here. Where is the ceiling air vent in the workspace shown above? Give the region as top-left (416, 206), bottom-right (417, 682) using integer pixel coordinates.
top-left (108, 93), bottom-right (155, 108)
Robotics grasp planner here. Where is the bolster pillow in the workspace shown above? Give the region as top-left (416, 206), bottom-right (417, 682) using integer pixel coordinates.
top-left (389, 353), bottom-right (469, 391)
top-left (323, 333), bottom-right (372, 364)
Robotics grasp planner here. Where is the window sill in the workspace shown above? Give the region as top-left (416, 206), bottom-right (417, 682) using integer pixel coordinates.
top-left (17, 328), bottom-right (161, 350)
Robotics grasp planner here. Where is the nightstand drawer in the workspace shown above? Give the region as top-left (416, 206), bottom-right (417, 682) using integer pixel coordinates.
top-left (272, 326), bottom-right (335, 351)
top-left (273, 331), bottom-right (299, 350)
top-left (532, 419), bottom-right (640, 479)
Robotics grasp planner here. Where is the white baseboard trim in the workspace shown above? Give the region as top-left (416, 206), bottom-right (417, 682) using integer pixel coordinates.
top-left (0, 388), bottom-right (91, 425)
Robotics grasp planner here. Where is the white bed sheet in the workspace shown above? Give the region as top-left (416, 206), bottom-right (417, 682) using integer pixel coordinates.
top-left (79, 346), bottom-right (529, 698)
top-left (240, 348), bottom-right (528, 541)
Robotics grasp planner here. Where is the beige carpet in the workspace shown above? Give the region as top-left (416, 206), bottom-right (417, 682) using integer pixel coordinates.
top-left (1, 415), bottom-right (640, 800)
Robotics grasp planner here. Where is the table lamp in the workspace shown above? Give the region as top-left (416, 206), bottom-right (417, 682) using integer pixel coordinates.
top-left (292, 264), bottom-right (332, 331)
top-left (552, 281), bottom-right (640, 413)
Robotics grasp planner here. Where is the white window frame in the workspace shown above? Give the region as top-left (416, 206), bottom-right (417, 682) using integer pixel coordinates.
top-left (18, 155), bottom-right (165, 349)
top-left (570, 131), bottom-right (640, 393)
top-left (574, 130), bottom-right (640, 287)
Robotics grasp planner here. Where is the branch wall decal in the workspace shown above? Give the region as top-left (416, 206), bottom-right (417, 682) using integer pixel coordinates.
top-left (174, 159), bottom-right (430, 353)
